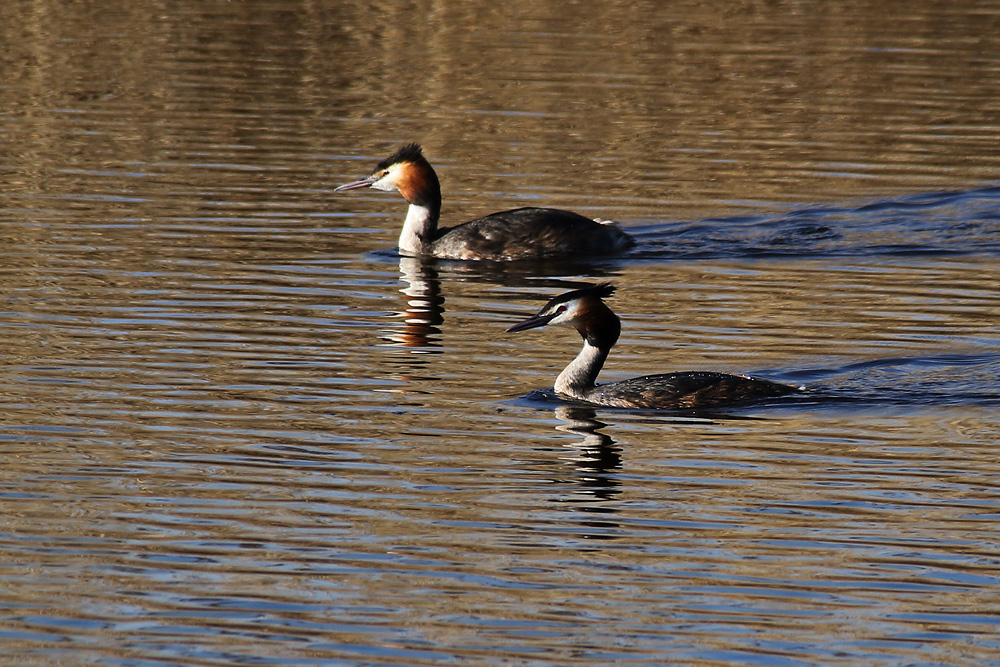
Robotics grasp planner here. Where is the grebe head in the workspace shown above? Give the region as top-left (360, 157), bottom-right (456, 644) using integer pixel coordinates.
top-left (507, 283), bottom-right (619, 344)
top-left (334, 144), bottom-right (439, 207)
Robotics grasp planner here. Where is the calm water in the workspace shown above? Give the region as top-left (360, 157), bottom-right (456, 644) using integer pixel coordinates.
top-left (2, 1), bottom-right (1000, 665)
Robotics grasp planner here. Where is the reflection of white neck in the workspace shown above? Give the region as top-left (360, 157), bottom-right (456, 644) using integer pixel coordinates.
top-left (397, 256), bottom-right (425, 297)
top-left (555, 339), bottom-right (609, 400)
top-left (399, 203), bottom-right (437, 255)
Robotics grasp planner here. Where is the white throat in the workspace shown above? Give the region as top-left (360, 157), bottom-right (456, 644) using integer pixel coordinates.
top-left (554, 338), bottom-right (608, 400)
top-left (398, 203), bottom-right (437, 255)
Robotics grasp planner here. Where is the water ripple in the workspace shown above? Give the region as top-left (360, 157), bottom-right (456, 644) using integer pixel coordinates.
top-left (633, 186), bottom-right (1000, 260)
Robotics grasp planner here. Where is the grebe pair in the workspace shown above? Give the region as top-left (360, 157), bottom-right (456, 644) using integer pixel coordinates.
top-left (508, 284), bottom-right (798, 410)
top-left (335, 144), bottom-right (634, 261)
top-left (337, 145), bottom-right (794, 409)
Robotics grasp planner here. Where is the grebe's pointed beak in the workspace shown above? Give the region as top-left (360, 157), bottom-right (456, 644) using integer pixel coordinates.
top-left (506, 312), bottom-right (557, 333)
top-left (334, 175), bottom-right (378, 192)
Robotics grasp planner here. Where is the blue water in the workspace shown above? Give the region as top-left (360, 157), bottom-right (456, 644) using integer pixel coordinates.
top-left (632, 186), bottom-right (1000, 260)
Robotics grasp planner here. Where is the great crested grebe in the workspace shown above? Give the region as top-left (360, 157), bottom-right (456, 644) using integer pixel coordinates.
top-left (507, 283), bottom-right (799, 410)
top-left (335, 144), bottom-right (634, 261)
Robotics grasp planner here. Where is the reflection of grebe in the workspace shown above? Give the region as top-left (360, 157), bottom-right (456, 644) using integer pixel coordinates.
top-left (387, 257), bottom-right (444, 351)
top-left (554, 405), bottom-right (621, 472)
top-left (550, 405), bottom-right (622, 504)
top-left (335, 144), bottom-right (634, 261)
top-left (508, 283), bottom-right (799, 410)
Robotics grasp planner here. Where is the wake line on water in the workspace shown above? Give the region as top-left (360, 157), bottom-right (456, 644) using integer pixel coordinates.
top-left (630, 185), bottom-right (1000, 260)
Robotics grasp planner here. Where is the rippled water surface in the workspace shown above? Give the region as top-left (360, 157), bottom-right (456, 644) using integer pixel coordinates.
top-left (2, 1), bottom-right (1000, 665)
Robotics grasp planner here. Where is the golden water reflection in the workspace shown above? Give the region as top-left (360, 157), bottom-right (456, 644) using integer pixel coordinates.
top-left (2, 0), bottom-right (1000, 665)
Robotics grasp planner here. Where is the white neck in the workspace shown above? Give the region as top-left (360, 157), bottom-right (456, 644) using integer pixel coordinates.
top-left (554, 339), bottom-right (609, 400)
top-left (399, 203), bottom-right (438, 255)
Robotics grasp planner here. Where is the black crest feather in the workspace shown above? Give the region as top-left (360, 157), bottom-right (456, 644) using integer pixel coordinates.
top-left (549, 282), bottom-right (616, 307)
top-left (376, 143), bottom-right (425, 171)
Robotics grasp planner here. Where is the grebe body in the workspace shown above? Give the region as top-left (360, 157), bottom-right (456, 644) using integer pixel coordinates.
top-left (507, 283), bottom-right (798, 410)
top-left (335, 144), bottom-right (634, 261)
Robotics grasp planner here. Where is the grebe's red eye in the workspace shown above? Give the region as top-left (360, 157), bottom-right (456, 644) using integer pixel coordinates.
top-left (556, 305), bottom-right (567, 313)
